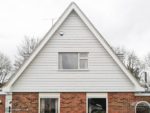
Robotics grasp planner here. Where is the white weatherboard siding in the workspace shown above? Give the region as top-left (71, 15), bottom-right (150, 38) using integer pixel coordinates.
top-left (12, 11), bottom-right (134, 92)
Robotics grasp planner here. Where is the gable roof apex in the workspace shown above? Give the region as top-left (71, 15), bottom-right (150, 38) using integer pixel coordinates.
top-left (70, 1), bottom-right (77, 5)
top-left (4, 2), bottom-right (144, 92)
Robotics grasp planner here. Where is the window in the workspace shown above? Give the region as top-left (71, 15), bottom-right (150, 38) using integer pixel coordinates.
top-left (88, 98), bottom-right (106, 113)
top-left (59, 52), bottom-right (88, 69)
top-left (87, 93), bottom-right (107, 113)
top-left (135, 101), bottom-right (150, 113)
top-left (39, 93), bottom-right (60, 113)
top-left (40, 98), bottom-right (58, 113)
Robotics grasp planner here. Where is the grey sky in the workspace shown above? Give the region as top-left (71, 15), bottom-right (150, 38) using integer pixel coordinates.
top-left (0, 0), bottom-right (150, 62)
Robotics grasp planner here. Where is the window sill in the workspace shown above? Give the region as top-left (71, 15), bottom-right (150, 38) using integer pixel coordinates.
top-left (58, 69), bottom-right (89, 71)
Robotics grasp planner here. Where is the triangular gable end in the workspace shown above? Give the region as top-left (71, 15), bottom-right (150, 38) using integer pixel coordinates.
top-left (4, 2), bottom-right (144, 92)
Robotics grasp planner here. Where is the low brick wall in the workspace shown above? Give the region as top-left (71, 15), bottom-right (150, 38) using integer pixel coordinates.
top-left (0, 95), bottom-right (5, 113)
top-left (60, 92), bottom-right (86, 113)
top-left (12, 92), bottom-right (38, 113)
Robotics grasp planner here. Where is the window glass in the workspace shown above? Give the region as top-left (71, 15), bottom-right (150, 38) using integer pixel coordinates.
top-left (88, 98), bottom-right (106, 113)
top-left (40, 98), bottom-right (58, 113)
top-left (136, 102), bottom-right (150, 113)
top-left (59, 52), bottom-right (88, 69)
top-left (60, 53), bottom-right (78, 69)
top-left (80, 59), bottom-right (88, 69)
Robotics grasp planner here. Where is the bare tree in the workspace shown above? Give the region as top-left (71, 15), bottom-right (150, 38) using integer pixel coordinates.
top-left (0, 52), bottom-right (12, 87)
top-left (14, 36), bottom-right (39, 71)
top-left (113, 47), bottom-right (142, 80)
top-left (125, 51), bottom-right (142, 80)
top-left (145, 53), bottom-right (150, 67)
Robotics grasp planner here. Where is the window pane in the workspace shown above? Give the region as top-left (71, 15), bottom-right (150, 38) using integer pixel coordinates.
top-left (60, 53), bottom-right (78, 69)
top-left (80, 52), bottom-right (88, 57)
top-left (88, 98), bottom-right (106, 113)
top-left (40, 98), bottom-right (58, 113)
top-left (80, 59), bottom-right (88, 69)
top-left (136, 102), bottom-right (150, 113)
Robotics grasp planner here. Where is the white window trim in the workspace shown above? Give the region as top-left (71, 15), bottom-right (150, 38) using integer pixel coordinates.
top-left (5, 93), bottom-right (12, 113)
top-left (58, 52), bottom-right (89, 70)
top-left (38, 93), bottom-right (60, 113)
top-left (135, 101), bottom-right (150, 113)
top-left (86, 93), bottom-right (108, 113)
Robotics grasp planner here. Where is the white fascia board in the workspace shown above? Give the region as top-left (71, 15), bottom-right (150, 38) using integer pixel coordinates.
top-left (9, 88), bottom-right (145, 93)
top-left (0, 92), bottom-right (6, 95)
top-left (2, 86), bottom-right (11, 93)
top-left (134, 93), bottom-right (150, 96)
top-left (0, 88), bottom-right (6, 95)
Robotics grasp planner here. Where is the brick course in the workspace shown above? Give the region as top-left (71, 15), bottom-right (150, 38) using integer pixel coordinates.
top-left (0, 95), bottom-right (5, 113)
top-left (60, 93), bottom-right (86, 113)
top-left (108, 92), bottom-right (150, 113)
top-left (12, 92), bottom-right (38, 113)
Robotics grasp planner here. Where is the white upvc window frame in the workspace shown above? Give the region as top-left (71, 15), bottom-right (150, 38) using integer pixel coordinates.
top-left (135, 101), bottom-right (150, 113)
top-left (5, 93), bottom-right (12, 113)
top-left (39, 93), bottom-right (60, 113)
top-left (86, 93), bottom-right (108, 113)
top-left (58, 52), bottom-right (89, 70)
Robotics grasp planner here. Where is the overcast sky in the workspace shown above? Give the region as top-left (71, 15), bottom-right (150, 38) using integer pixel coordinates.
top-left (0, 0), bottom-right (150, 62)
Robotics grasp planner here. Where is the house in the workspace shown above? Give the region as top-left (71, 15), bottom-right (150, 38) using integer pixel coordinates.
top-left (0, 2), bottom-right (150, 113)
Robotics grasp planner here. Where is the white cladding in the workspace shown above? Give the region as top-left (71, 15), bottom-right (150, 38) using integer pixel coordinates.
top-left (12, 11), bottom-right (134, 92)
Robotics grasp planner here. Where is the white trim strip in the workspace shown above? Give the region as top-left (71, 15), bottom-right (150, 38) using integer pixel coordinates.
top-left (134, 93), bottom-right (150, 96)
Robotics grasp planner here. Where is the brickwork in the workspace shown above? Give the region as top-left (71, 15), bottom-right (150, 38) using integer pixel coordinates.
top-left (0, 95), bottom-right (5, 113)
top-left (12, 92), bottom-right (38, 113)
top-left (60, 92), bottom-right (86, 113)
top-left (10, 92), bottom-right (150, 113)
top-left (135, 95), bottom-right (150, 103)
top-left (108, 93), bottom-right (135, 113)
top-left (108, 92), bottom-right (150, 113)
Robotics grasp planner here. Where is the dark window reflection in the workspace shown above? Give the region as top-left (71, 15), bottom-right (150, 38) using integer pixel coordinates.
top-left (40, 98), bottom-right (58, 113)
top-left (88, 98), bottom-right (106, 113)
top-left (136, 102), bottom-right (150, 113)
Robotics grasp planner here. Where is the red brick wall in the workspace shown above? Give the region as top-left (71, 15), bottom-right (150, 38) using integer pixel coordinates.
top-left (135, 95), bottom-right (150, 102)
top-left (108, 92), bottom-right (150, 113)
top-left (0, 95), bottom-right (5, 113)
top-left (10, 92), bottom-right (150, 113)
top-left (60, 92), bottom-right (86, 113)
top-left (108, 93), bottom-right (135, 113)
top-left (12, 92), bottom-right (38, 113)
